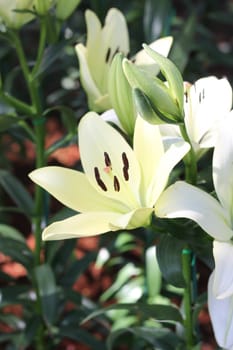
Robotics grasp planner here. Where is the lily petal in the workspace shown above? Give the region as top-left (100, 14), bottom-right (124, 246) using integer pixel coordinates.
top-left (29, 166), bottom-right (128, 213)
top-left (79, 112), bottom-right (141, 208)
top-left (110, 207), bottom-right (153, 230)
top-left (134, 116), bottom-right (164, 203)
top-left (213, 240), bottom-right (233, 299)
top-left (42, 211), bottom-right (121, 240)
top-left (148, 141), bottom-right (190, 206)
top-left (155, 181), bottom-right (233, 241)
top-left (185, 77), bottom-right (232, 148)
top-left (213, 110), bottom-right (233, 220)
top-left (208, 272), bottom-right (233, 350)
top-left (75, 43), bottom-right (101, 110)
top-left (134, 36), bottom-right (173, 75)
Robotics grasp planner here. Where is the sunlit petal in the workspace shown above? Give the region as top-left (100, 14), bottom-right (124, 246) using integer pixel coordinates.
top-left (148, 141), bottom-right (190, 206)
top-left (155, 181), bottom-right (233, 241)
top-left (185, 77), bottom-right (232, 148)
top-left (75, 43), bottom-right (101, 110)
top-left (42, 212), bottom-right (121, 240)
top-left (110, 207), bottom-right (153, 230)
top-left (134, 116), bottom-right (164, 202)
top-left (79, 112), bottom-right (141, 207)
top-left (213, 241), bottom-right (233, 299)
top-left (213, 110), bottom-right (233, 220)
top-left (29, 166), bottom-right (128, 213)
top-left (134, 36), bottom-right (173, 75)
top-left (208, 272), bottom-right (233, 350)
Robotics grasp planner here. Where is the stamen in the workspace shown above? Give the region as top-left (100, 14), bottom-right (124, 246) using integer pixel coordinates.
top-left (105, 48), bottom-right (111, 63)
top-left (199, 92), bottom-right (202, 103)
top-left (184, 91), bottom-right (188, 103)
top-left (113, 176), bottom-right (120, 192)
top-left (122, 152), bottom-right (129, 169)
top-left (122, 152), bottom-right (129, 181)
top-left (94, 167), bottom-right (107, 191)
top-left (202, 89), bottom-right (205, 99)
top-left (104, 152), bottom-right (112, 167)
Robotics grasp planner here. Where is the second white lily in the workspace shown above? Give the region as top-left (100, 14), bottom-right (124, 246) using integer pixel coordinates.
top-left (29, 113), bottom-right (190, 240)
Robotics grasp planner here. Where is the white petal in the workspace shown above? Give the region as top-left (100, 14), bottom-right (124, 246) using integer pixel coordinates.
top-left (148, 140), bottom-right (190, 206)
top-left (42, 212), bottom-right (121, 240)
top-left (79, 112), bottom-right (141, 208)
top-left (213, 241), bottom-right (233, 298)
top-left (213, 110), bottom-right (233, 221)
top-left (110, 207), bottom-right (153, 230)
top-left (185, 76), bottom-right (232, 148)
top-left (208, 272), bottom-right (233, 349)
top-left (155, 181), bottom-right (233, 241)
top-left (134, 36), bottom-right (173, 76)
top-left (75, 43), bottom-right (101, 110)
top-left (29, 166), bottom-right (128, 213)
top-left (134, 116), bottom-right (164, 204)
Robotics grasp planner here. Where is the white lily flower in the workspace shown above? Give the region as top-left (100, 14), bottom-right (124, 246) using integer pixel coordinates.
top-left (208, 272), bottom-right (233, 350)
top-left (155, 110), bottom-right (233, 299)
top-left (75, 8), bottom-right (173, 113)
top-left (29, 113), bottom-right (190, 240)
top-left (159, 76), bottom-right (232, 156)
top-left (75, 8), bottom-right (129, 112)
top-left (0, 0), bottom-right (35, 29)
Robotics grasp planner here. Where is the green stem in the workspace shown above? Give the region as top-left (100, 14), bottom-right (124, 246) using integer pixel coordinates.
top-left (179, 124), bottom-right (197, 185)
top-left (182, 248), bottom-right (194, 349)
top-left (13, 29), bottom-right (46, 350)
top-left (0, 91), bottom-right (35, 116)
top-left (32, 18), bottom-right (47, 77)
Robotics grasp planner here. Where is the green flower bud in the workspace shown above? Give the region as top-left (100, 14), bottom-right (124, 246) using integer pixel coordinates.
top-left (133, 88), bottom-right (174, 125)
top-left (143, 44), bottom-right (184, 117)
top-left (56, 0), bottom-right (81, 20)
top-left (108, 53), bottom-right (136, 137)
top-left (123, 58), bottom-right (181, 123)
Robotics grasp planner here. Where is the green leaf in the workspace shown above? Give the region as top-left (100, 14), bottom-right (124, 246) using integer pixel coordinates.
top-left (34, 264), bottom-right (58, 325)
top-left (59, 327), bottom-right (107, 350)
top-left (107, 326), bottom-right (184, 350)
top-left (156, 234), bottom-right (186, 288)
top-left (82, 303), bottom-right (183, 325)
top-left (0, 285), bottom-right (30, 307)
top-left (0, 114), bottom-right (18, 131)
top-left (0, 170), bottom-right (34, 217)
top-left (60, 251), bottom-right (97, 286)
top-left (0, 235), bottom-right (33, 269)
top-left (0, 224), bottom-right (26, 242)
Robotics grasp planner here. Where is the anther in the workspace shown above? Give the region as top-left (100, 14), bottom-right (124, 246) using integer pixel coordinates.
top-left (105, 48), bottom-right (111, 63)
top-left (104, 152), bottom-right (112, 167)
top-left (113, 176), bottom-right (120, 192)
top-left (184, 91), bottom-right (188, 103)
top-left (122, 152), bottom-right (129, 181)
top-left (94, 167), bottom-right (107, 191)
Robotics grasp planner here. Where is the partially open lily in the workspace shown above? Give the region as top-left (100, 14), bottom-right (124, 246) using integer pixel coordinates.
top-left (75, 8), bottom-right (173, 113)
top-left (29, 113), bottom-right (190, 240)
top-left (0, 0), bottom-right (35, 29)
top-left (155, 110), bottom-right (233, 299)
top-left (159, 76), bottom-right (232, 156)
top-left (75, 8), bottom-right (129, 112)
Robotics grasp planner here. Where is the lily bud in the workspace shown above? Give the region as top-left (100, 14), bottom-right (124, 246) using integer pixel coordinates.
top-left (108, 53), bottom-right (136, 136)
top-left (0, 0), bottom-right (35, 29)
top-left (56, 0), bottom-right (81, 20)
top-left (143, 44), bottom-right (184, 117)
top-left (123, 57), bottom-right (182, 124)
top-left (133, 88), bottom-right (173, 125)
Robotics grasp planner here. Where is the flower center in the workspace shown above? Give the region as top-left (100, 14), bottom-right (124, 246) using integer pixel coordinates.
top-left (94, 151), bottom-right (130, 192)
